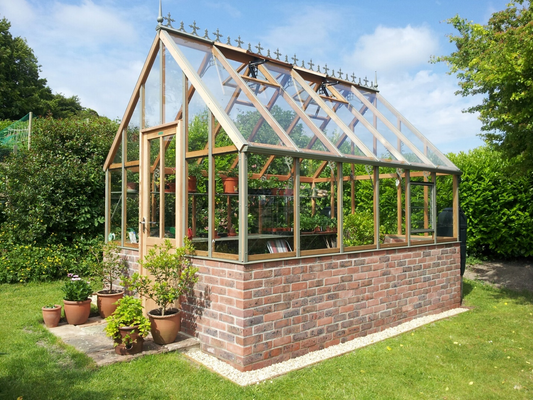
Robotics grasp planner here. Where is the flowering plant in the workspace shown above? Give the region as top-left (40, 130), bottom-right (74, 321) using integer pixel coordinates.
top-left (62, 274), bottom-right (93, 301)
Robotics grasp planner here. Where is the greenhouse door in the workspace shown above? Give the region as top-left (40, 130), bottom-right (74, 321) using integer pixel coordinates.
top-left (139, 121), bottom-right (184, 264)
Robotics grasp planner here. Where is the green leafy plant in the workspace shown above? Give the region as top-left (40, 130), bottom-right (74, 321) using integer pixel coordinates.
top-left (188, 161), bottom-right (204, 179)
top-left (61, 274), bottom-right (93, 301)
top-left (104, 296), bottom-right (151, 347)
top-left (343, 212), bottom-right (385, 246)
top-left (124, 239), bottom-right (199, 316)
top-left (92, 242), bottom-right (126, 293)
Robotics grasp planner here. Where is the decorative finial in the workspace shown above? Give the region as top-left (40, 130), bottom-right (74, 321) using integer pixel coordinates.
top-left (178, 21), bottom-right (185, 32)
top-left (323, 64), bottom-right (329, 75)
top-left (285, 55), bottom-right (289, 63)
top-left (292, 54), bottom-right (298, 65)
top-left (226, 36), bottom-right (232, 45)
top-left (203, 29), bottom-right (210, 39)
top-left (157, 0), bottom-right (163, 25)
top-left (255, 42), bottom-right (263, 55)
top-left (213, 29), bottom-right (223, 42)
top-left (374, 71), bottom-right (378, 88)
top-left (351, 73), bottom-right (356, 83)
top-left (247, 43), bottom-right (252, 52)
top-left (301, 60), bottom-right (305, 68)
top-left (235, 36), bottom-right (243, 48)
top-left (317, 65), bottom-right (321, 73)
top-left (364, 76), bottom-right (369, 86)
top-left (266, 49), bottom-right (271, 58)
top-left (337, 68), bottom-right (343, 78)
top-left (331, 69), bottom-right (336, 78)
top-left (163, 12), bottom-right (174, 28)
top-left (274, 48), bottom-right (281, 60)
top-left (189, 21), bottom-right (200, 35)
top-left (308, 59), bottom-right (314, 70)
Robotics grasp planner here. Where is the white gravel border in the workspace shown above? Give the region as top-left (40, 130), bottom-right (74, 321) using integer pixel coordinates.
top-left (185, 307), bottom-right (469, 386)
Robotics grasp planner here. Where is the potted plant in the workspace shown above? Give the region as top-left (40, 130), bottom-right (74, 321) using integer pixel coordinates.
top-left (104, 296), bottom-right (151, 355)
top-left (220, 169), bottom-right (238, 194)
top-left (188, 161), bottom-right (203, 193)
top-left (62, 274), bottom-right (93, 325)
top-left (42, 304), bottom-right (62, 328)
top-left (124, 239), bottom-right (199, 345)
top-left (93, 242), bottom-right (126, 318)
top-left (300, 215), bottom-right (316, 234)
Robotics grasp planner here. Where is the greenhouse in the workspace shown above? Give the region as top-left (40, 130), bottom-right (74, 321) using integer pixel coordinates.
top-left (104, 16), bottom-right (463, 371)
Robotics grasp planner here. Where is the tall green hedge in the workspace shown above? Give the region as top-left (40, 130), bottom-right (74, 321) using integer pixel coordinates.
top-left (0, 117), bottom-right (118, 283)
top-left (448, 147), bottom-right (533, 259)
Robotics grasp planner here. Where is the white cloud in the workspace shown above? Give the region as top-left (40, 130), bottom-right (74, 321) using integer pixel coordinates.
top-left (49, 0), bottom-right (139, 49)
top-left (260, 6), bottom-right (345, 62)
top-left (346, 24), bottom-right (439, 74)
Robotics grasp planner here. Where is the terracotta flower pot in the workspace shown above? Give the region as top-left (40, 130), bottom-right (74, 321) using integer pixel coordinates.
top-left (148, 309), bottom-right (181, 345)
top-left (63, 299), bottom-right (92, 325)
top-left (188, 176), bottom-right (197, 192)
top-left (97, 290), bottom-right (124, 318)
top-left (114, 326), bottom-right (144, 355)
top-left (222, 177), bottom-right (238, 194)
top-left (42, 305), bottom-right (62, 328)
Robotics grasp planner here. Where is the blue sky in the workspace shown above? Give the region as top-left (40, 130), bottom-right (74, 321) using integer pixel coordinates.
top-left (0, 0), bottom-right (509, 154)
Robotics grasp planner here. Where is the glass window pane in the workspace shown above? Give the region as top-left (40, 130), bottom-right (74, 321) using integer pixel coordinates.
top-left (163, 135), bottom-right (176, 238)
top-left (149, 138), bottom-right (160, 237)
top-left (126, 170), bottom-right (139, 245)
top-left (110, 169), bottom-right (122, 243)
top-left (145, 51), bottom-right (161, 128)
top-left (343, 164), bottom-right (375, 248)
top-left (299, 159), bottom-right (338, 252)
top-left (127, 101), bottom-right (140, 162)
top-left (163, 44), bottom-right (183, 124)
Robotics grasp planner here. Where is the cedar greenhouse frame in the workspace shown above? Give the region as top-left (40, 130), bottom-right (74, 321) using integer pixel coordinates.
top-left (103, 15), bottom-right (463, 371)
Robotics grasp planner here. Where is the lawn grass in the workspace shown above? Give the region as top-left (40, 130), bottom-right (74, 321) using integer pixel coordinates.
top-left (1, 279), bottom-right (532, 399)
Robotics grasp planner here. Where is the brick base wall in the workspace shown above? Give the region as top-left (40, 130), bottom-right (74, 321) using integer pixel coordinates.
top-left (181, 243), bottom-right (461, 371)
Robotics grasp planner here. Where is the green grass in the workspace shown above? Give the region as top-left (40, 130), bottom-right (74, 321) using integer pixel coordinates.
top-left (1, 279), bottom-right (532, 399)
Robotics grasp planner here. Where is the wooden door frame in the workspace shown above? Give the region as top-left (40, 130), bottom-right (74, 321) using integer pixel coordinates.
top-left (139, 121), bottom-right (182, 265)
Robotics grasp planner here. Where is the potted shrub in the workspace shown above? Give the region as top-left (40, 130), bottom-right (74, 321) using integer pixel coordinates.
top-left (93, 242), bottom-right (126, 318)
top-left (42, 304), bottom-right (62, 328)
top-left (62, 274), bottom-right (93, 325)
top-left (104, 296), bottom-right (151, 355)
top-left (124, 239), bottom-right (199, 345)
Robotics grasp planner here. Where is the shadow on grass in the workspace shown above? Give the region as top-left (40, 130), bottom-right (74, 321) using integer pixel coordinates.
top-left (463, 277), bottom-right (533, 306)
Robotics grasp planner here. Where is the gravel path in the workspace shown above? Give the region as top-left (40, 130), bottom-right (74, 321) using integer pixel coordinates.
top-left (185, 307), bottom-right (469, 386)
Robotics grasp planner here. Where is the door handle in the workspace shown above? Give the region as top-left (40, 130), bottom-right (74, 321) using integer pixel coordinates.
top-left (140, 218), bottom-right (146, 233)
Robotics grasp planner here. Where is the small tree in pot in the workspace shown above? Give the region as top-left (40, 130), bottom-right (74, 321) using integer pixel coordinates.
top-left (93, 242), bottom-right (126, 318)
top-left (124, 239), bottom-right (199, 345)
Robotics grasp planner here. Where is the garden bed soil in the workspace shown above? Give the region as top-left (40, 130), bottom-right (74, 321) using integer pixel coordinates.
top-left (464, 259), bottom-right (533, 293)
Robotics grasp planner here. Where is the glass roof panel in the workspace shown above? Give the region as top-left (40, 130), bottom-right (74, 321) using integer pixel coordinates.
top-left (272, 68), bottom-right (367, 158)
top-left (338, 85), bottom-right (424, 164)
top-left (247, 80), bottom-right (332, 154)
top-left (372, 96), bottom-right (449, 167)
top-left (173, 37), bottom-right (285, 147)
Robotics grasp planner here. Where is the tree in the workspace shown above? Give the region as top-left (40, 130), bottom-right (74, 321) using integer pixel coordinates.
top-left (434, 1), bottom-right (533, 171)
top-left (0, 17), bottom-right (52, 119)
